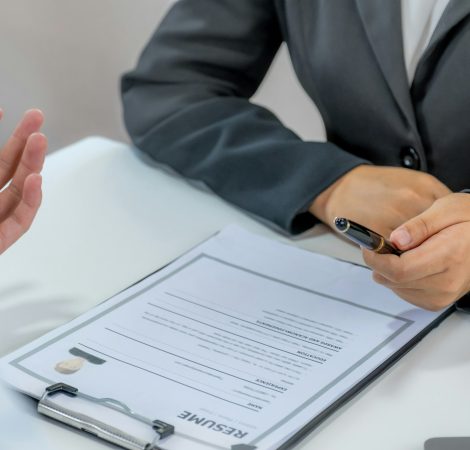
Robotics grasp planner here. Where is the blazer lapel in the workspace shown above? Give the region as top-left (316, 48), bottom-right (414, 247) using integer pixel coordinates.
top-left (355, 0), bottom-right (417, 132)
top-left (413, 0), bottom-right (470, 89)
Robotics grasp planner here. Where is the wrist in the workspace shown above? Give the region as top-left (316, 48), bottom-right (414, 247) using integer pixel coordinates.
top-left (309, 165), bottom-right (366, 224)
top-left (309, 183), bottom-right (335, 224)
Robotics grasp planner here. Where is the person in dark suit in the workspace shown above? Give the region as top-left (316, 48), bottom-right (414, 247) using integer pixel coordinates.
top-left (0, 108), bottom-right (46, 255)
top-left (121, 0), bottom-right (470, 310)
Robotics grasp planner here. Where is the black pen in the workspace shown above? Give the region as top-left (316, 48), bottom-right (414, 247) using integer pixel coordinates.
top-left (334, 217), bottom-right (402, 256)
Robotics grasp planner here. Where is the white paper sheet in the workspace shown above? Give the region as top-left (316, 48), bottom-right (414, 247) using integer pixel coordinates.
top-left (1, 226), bottom-right (449, 450)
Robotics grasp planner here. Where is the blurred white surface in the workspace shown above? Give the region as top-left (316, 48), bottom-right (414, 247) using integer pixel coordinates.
top-left (0, 1), bottom-right (325, 152)
top-left (0, 137), bottom-right (469, 450)
top-left (0, 383), bottom-right (56, 449)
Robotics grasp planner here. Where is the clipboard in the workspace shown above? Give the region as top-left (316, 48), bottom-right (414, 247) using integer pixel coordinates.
top-left (1, 226), bottom-right (453, 450)
top-left (34, 305), bottom-right (452, 450)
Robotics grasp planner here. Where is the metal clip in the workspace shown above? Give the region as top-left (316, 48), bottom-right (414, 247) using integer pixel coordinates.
top-left (38, 383), bottom-right (174, 450)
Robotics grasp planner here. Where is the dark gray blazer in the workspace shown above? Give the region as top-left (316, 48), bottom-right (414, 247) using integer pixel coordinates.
top-left (121, 0), bottom-right (470, 234)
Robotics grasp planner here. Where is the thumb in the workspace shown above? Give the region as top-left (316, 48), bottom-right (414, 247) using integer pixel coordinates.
top-left (390, 194), bottom-right (470, 250)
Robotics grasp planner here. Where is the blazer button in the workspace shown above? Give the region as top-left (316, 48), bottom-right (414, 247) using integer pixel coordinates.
top-left (400, 147), bottom-right (421, 170)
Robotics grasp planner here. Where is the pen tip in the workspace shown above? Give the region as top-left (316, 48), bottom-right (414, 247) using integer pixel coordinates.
top-left (334, 217), bottom-right (349, 232)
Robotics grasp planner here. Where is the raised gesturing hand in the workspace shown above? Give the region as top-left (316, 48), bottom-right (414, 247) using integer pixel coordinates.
top-left (0, 109), bottom-right (47, 254)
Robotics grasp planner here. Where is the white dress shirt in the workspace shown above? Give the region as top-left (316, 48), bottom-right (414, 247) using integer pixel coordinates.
top-left (401, 0), bottom-right (451, 84)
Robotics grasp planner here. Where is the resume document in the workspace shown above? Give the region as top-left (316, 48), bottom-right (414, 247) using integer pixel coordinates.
top-left (1, 226), bottom-right (449, 450)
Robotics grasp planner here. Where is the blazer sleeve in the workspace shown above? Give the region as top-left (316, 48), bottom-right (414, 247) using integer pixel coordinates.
top-left (121, 0), bottom-right (369, 234)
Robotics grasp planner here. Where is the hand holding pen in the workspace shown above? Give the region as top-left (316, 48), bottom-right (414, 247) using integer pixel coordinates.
top-left (334, 193), bottom-right (470, 311)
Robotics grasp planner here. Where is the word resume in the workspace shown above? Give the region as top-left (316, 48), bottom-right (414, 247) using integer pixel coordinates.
top-left (2, 226), bottom-right (449, 450)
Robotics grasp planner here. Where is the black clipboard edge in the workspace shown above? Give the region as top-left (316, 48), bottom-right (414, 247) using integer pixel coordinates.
top-left (277, 305), bottom-right (455, 450)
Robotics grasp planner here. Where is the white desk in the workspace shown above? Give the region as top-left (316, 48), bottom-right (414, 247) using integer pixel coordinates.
top-left (0, 137), bottom-right (469, 450)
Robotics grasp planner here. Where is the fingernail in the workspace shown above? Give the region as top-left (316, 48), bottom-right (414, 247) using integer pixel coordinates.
top-left (392, 228), bottom-right (412, 247)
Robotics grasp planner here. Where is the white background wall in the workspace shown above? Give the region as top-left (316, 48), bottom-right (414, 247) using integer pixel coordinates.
top-left (0, 0), bottom-right (325, 153)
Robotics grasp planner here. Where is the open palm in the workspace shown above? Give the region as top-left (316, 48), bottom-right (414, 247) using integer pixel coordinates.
top-left (0, 109), bottom-right (46, 254)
